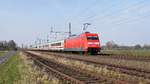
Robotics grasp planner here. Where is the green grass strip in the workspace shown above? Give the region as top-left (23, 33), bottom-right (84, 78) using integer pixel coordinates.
top-left (0, 53), bottom-right (21, 84)
top-left (0, 51), bottom-right (6, 57)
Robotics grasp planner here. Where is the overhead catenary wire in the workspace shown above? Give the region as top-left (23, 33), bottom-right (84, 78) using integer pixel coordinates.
top-left (114, 11), bottom-right (150, 25)
top-left (69, 0), bottom-right (99, 22)
top-left (68, 0), bottom-right (126, 33)
top-left (84, 0), bottom-right (147, 24)
top-left (81, 0), bottom-right (127, 22)
top-left (97, 2), bottom-right (150, 26)
top-left (109, 2), bottom-right (150, 25)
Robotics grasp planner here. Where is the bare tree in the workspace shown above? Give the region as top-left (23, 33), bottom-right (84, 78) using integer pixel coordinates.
top-left (0, 40), bottom-right (17, 50)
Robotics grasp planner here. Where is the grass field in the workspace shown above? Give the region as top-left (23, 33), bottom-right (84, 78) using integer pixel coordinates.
top-left (0, 51), bottom-right (6, 57)
top-left (0, 53), bottom-right (21, 84)
top-left (102, 49), bottom-right (150, 56)
top-left (37, 51), bottom-right (149, 83)
top-left (0, 52), bottom-right (59, 84)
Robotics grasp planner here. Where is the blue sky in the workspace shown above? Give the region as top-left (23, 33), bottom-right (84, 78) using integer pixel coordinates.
top-left (0, 0), bottom-right (150, 46)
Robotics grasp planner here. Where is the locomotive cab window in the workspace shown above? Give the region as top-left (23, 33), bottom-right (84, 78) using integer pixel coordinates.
top-left (87, 36), bottom-right (99, 40)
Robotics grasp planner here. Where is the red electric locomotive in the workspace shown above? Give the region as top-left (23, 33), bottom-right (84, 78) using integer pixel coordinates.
top-left (31, 32), bottom-right (100, 54)
top-left (64, 32), bottom-right (100, 54)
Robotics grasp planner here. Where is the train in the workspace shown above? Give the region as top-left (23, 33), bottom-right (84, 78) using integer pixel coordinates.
top-left (31, 32), bottom-right (101, 54)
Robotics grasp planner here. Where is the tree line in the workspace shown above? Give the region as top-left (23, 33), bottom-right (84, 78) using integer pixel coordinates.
top-left (102, 41), bottom-right (150, 50)
top-left (0, 40), bottom-right (17, 50)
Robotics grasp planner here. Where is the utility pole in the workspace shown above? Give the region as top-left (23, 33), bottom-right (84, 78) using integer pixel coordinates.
top-left (50, 26), bottom-right (53, 33)
top-left (47, 35), bottom-right (49, 43)
top-left (69, 22), bottom-right (72, 37)
top-left (21, 44), bottom-right (24, 49)
top-left (38, 38), bottom-right (42, 45)
top-left (49, 26), bottom-right (54, 42)
top-left (35, 41), bottom-right (37, 48)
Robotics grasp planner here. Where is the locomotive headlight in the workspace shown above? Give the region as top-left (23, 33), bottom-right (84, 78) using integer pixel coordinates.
top-left (88, 42), bottom-right (93, 44)
top-left (88, 42), bottom-right (99, 45)
top-left (94, 42), bottom-right (100, 45)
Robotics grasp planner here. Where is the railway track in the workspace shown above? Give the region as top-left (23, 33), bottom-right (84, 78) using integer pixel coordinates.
top-left (96, 53), bottom-right (150, 62)
top-left (37, 51), bottom-right (150, 80)
top-left (24, 51), bottom-right (127, 84)
top-left (32, 50), bottom-right (150, 62)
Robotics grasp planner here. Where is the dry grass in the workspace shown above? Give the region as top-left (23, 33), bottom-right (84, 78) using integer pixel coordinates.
top-left (102, 50), bottom-right (150, 57)
top-left (30, 51), bottom-right (150, 84)
top-left (89, 57), bottom-right (150, 71)
top-left (42, 51), bottom-right (150, 71)
top-left (16, 52), bottom-right (60, 84)
top-left (55, 58), bottom-right (150, 83)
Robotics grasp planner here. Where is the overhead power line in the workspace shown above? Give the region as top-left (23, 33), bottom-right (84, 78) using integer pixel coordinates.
top-left (69, 0), bottom-right (99, 22)
top-left (96, 2), bottom-right (150, 25)
top-left (82, 0), bottom-right (127, 22)
top-left (86, 0), bottom-right (147, 23)
top-left (115, 11), bottom-right (150, 25)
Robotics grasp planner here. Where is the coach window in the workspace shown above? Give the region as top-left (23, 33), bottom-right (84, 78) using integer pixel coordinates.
top-left (51, 42), bottom-right (61, 46)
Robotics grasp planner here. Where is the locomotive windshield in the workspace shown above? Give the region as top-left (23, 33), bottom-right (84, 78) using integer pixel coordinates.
top-left (87, 36), bottom-right (99, 40)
